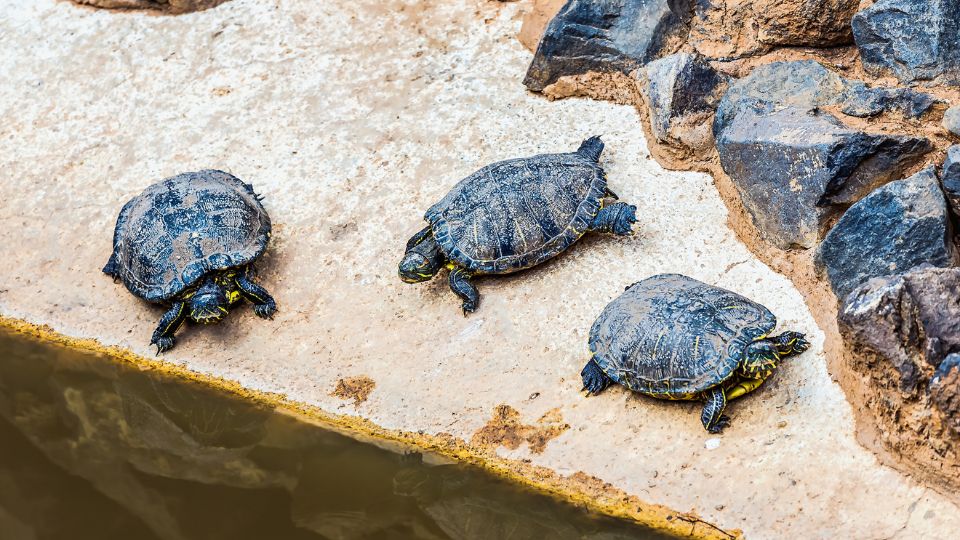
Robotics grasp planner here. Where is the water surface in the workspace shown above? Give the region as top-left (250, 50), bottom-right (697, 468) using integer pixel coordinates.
top-left (0, 327), bottom-right (673, 540)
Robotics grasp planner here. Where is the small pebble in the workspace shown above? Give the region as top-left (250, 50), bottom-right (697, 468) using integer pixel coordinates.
top-left (705, 438), bottom-right (721, 450)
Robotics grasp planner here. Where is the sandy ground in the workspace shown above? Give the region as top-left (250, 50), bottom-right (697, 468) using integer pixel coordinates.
top-left (1, 0), bottom-right (959, 537)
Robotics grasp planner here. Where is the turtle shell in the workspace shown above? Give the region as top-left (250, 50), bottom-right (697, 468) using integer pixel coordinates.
top-left (424, 149), bottom-right (606, 274)
top-left (107, 170), bottom-right (271, 302)
top-left (588, 274), bottom-right (776, 395)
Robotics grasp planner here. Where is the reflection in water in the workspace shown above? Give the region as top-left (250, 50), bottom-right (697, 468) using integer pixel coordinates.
top-left (0, 328), bottom-right (671, 540)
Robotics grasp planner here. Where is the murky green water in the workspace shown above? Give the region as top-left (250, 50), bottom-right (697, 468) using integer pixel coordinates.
top-left (0, 328), bottom-right (673, 540)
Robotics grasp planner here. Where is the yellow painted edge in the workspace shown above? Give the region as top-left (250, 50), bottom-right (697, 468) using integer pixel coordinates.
top-left (0, 315), bottom-right (742, 540)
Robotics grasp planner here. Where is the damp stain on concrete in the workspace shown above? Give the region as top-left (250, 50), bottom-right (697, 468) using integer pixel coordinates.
top-left (470, 404), bottom-right (570, 454)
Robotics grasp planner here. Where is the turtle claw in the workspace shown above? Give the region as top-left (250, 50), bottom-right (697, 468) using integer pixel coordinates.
top-left (151, 336), bottom-right (175, 355)
top-left (708, 415), bottom-right (731, 434)
top-left (580, 361), bottom-right (611, 396)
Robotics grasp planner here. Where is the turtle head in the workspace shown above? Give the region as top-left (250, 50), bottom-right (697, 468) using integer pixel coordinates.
top-left (742, 340), bottom-right (780, 379)
top-left (188, 278), bottom-right (230, 324)
top-left (770, 331), bottom-right (810, 357)
top-left (398, 235), bottom-right (443, 284)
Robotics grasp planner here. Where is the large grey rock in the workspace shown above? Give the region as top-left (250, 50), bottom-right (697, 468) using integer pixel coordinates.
top-left (840, 266), bottom-right (960, 398)
top-left (852, 0), bottom-right (960, 85)
top-left (816, 167), bottom-right (956, 300)
top-left (945, 106), bottom-right (960, 136)
top-left (523, 0), bottom-right (691, 92)
top-left (714, 61), bottom-right (934, 249)
top-left (942, 145), bottom-right (960, 216)
top-left (634, 52), bottom-right (728, 153)
top-left (689, 0), bottom-right (862, 60)
top-left (717, 106), bottom-right (931, 249)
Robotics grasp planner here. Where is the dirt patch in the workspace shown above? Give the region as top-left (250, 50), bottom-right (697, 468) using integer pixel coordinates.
top-left (331, 376), bottom-right (376, 406)
top-left (518, 0), bottom-right (565, 52)
top-left (471, 404), bottom-right (570, 454)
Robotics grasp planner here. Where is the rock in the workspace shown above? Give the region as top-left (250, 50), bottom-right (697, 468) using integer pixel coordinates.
top-left (852, 0), bottom-right (960, 85)
top-left (931, 354), bottom-right (960, 436)
top-left (840, 265), bottom-right (960, 438)
top-left (716, 105), bottom-right (931, 249)
top-left (71, 0), bottom-right (229, 12)
top-left (816, 167), bottom-right (956, 300)
top-left (715, 61), bottom-right (935, 132)
top-left (840, 266), bottom-right (960, 393)
top-left (523, 0), bottom-right (691, 92)
top-left (714, 61), bottom-right (933, 249)
top-left (840, 85), bottom-right (939, 119)
top-left (518, 0), bottom-right (567, 52)
top-left (945, 105), bottom-right (960, 137)
top-left (942, 146), bottom-right (960, 216)
top-left (689, 0), bottom-right (860, 60)
top-left (754, 0), bottom-right (861, 47)
top-left (634, 52), bottom-right (728, 154)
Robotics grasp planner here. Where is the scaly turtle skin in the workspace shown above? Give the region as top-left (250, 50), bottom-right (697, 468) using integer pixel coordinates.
top-left (103, 170), bottom-right (277, 353)
top-left (399, 136), bottom-right (637, 314)
top-left (581, 274), bottom-right (810, 433)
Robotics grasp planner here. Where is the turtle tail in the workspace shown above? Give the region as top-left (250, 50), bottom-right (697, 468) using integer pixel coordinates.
top-left (102, 253), bottom-right (120, 278)
top-left (576, 136), bottom-right (604, 162)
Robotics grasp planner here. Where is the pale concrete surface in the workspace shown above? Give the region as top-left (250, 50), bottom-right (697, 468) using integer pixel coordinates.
top-left (0, 0), bottom-right (957, 537)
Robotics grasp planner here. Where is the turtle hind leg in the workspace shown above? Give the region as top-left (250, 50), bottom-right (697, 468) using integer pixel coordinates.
top-left (590, 202), bottom-right (637, 236)
top-left (577, 136), bottom-right (604, 162)
top-left (580, 358), bottom-right (612, 396)
top-left (700, 387), bottom-right (730, 433)
top-left (151, 301), bottom-right (187, 354)
top-left (448, 267), bottom-right (479, 315)
top-left (235, 271), bottom-right (277, 319)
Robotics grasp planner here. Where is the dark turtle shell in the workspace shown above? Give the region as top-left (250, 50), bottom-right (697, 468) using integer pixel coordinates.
top-left (588, 274), bottom-right (776, 395)
top-left (106, 170), bottom-right (271, 302)
top-left (424, 145), bottom-right (606, 274)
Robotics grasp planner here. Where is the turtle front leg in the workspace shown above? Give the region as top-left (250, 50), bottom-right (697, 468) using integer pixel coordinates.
top-left (700, 387), bottom-right (730, 433)
top-left (580, 358), bottom-right (613, 395)
top-left (589, 202), bottom-right (637, 235)
top-left (151, 301), bottom-right (187, 354)
top-left (236, 273), bottom-right (277, 319)
top-left (448, 267), bottom-right (479, 315)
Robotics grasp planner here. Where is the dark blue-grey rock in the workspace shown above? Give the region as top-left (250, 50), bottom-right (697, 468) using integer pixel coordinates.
top-left (840, 266), bottom-right (960, 395)
top-left (945, 105), bottom-right (960, 136)
top-left (716, 105), bottom-right (931, 249)
top-left (940, 144), bottom-right (960, 218)
top-left (839, 85), bottom-right (939, 119)
top-left (714, 61), bottom-right (936, 133)
top-left (852, 0), bottom-right (960, 85)
top-left (942, 145), bottom-right (960, 216)
top-left (816, 167), bottom-right (957, 300)
top-left (523, 0), bottom-right (691, 92)
top-left (713, 60), bottom-right (934, 249)
top-left (635, 52), bottom-right (728, 153)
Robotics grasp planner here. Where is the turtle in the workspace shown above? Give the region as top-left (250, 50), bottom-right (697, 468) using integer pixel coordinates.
top-left (398, 136), bottom-right (637, 314)
top-left (580, 274), bottom-right (810, 433)
top-left (103, 169), bottom-right (277, 353)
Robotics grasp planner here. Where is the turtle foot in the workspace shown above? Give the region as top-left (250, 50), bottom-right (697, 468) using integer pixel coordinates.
top-left (254, 302), bottom-right (277, 319)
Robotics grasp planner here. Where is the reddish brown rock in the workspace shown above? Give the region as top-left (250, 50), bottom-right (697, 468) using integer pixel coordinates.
top-left (690, 0), bottom-right (860, 60)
